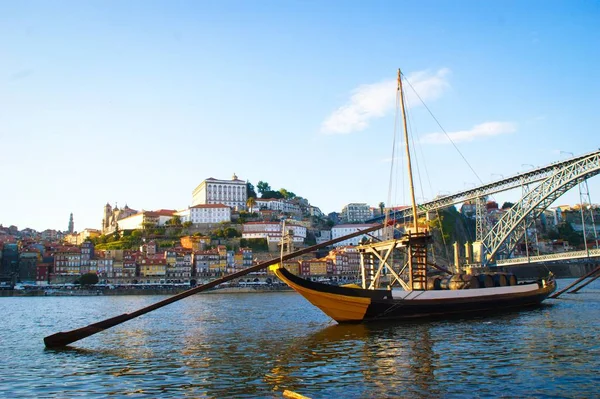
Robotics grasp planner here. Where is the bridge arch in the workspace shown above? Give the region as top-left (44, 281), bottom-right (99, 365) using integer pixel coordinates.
top-left (482, 152), bottom-right (600, 265)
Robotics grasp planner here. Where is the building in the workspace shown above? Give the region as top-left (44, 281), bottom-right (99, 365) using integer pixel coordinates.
top-left (331, 224), bottom-right (382, 247)
top-left (102, 203), bottom-right (138, 234)
top-left (192, 174), bottom-right (247, 210)
top-left (139, 256), bottom-right (167, 283)
top-left (323, 246), bottom-right (360, 277)
top-left (341, 203), bottom-right (373, 223)
top-left (300, 259), bottom-right (330, 277)
top-left (116, 209), bottom-right (176, 231)
top-left (178, 204), bottom-right (232, 224)
top-left (180, 235), bottom-right (211, 251)
top-left (255, 198), bottom-right (302, 215)
top-left (53, 246), bottom-right (81, 276)
top-left (242, 221), bottom-right (307, 244)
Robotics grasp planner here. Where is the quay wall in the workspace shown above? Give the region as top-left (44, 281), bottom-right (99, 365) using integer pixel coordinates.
top-left (0, 285), bottom-right (293, 297)
top-left (499, 260), bottom-right (600, 280)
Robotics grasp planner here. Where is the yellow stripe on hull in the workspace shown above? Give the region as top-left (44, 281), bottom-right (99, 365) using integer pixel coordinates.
top-left (271, 265), bottom-right (370, 322)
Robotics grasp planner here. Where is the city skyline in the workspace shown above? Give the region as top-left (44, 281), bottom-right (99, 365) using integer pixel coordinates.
top-left (1, 1), bottom-right (599, 231)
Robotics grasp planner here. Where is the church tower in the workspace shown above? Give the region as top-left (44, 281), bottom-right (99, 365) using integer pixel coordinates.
top-left (68, 213), bottom-right (74, 233)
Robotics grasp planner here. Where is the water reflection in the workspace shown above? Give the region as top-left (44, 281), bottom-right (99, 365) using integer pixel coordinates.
top-left (2, 286), bottom-right (599, 398)
top-left (263, 322), bottom-right (442, 398)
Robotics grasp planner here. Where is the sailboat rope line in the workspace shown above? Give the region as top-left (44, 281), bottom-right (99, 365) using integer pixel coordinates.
top-left (400, 71), bottom-right (483, 187)
top-left (401, 74), bottom-right (452, 266)
top-left (385, 77), bottom-right (402, 237)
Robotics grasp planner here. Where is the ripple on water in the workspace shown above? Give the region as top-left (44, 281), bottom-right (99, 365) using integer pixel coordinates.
top-left (1, 283), bottom-right (599, 398)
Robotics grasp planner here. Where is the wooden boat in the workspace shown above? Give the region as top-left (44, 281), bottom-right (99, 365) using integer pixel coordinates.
top-left (271, 69), bottom-right (556, 323)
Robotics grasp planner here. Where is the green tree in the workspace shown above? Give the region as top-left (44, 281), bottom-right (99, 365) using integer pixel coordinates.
top-left (113, 223), bottom-right (121, 241)
top-left (557, 222), bottom-right (583, 247)
top-left (257, 181), bottom-right (271, 195)
top-left (501, 202), bottom-right (515, 209)
top-left (80, 273), bottom-right (99, 285)
top-left (247, 181), bottom-right (257, 198)
top-left (262, 190), bottom-right (284, 199)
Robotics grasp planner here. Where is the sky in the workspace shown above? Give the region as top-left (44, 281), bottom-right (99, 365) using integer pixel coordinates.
top-left (1, 0), bottom-right (599, 232)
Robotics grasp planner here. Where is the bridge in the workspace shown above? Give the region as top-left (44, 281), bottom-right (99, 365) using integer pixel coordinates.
top-left (496, 248), bottom-right (600, 267)
top-left (367, 149), bottom-right (600, 268)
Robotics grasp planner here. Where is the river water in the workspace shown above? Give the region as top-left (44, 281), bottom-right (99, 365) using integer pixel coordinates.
top-left (1, 279), bottom-right (598, 398)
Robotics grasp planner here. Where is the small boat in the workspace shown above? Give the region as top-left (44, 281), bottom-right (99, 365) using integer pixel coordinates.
top-left (272, 69), bottom-right (556, 323)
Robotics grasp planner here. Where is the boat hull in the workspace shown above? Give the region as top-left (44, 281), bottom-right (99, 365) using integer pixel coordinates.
top-left (271, 266), bottom-right (556, 323)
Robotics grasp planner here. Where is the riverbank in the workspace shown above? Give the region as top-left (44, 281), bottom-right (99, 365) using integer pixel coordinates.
top-left (0, 285), bottom-right (293, 297)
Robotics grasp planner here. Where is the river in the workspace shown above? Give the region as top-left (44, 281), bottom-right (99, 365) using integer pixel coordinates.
top-left (0, 279), bottom-right (598, 398)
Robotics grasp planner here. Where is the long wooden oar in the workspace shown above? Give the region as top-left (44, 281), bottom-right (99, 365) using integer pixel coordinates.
top-left (549, 265), bottom-right (600, 299)
top-left (44, 223), bottom-right (385, 348)
top-left (569, 267), bottom-right (600, 293)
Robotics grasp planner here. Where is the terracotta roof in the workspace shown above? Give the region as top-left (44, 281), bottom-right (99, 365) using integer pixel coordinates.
top-left (154, 209), bottom-right (177, 216)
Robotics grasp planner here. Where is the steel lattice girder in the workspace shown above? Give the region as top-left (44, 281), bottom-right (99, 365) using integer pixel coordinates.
top-left (368, 149), bottom-right (600, 223)
top-left (481, 152), bottom-right (600, 264)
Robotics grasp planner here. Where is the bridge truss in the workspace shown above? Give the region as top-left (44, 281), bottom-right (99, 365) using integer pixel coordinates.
top-left (367, 149), bottom-right (600, 266)
top-left (482, 150), bottom-right (600, 265)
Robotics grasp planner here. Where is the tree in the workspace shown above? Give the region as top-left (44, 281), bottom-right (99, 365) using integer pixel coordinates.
top-left (501, 202), bottom-right (515, 209)
top-left (257, 181), bottom-right (271, 195)
top-left (379, 202), bottom-right (385, 216)
top-left (247, 197), bottom-right (256, 213)
top-left (113, 223), bottom-right (121, 241)
top-left (80, 273), bottom-right (99, 285)
top-left (262, 190), bottom-right (284, 199)
top-left (247, 181), bottom-right (257, 198)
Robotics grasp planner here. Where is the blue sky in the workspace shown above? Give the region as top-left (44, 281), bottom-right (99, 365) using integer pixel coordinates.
top-left (1, 0), bottom-right (599, 232)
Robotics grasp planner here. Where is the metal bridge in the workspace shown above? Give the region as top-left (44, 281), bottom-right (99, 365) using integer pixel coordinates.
top-left (367, 149), bottom-right (600, 267)
top-left (496, 248), bottom-right (600, 267)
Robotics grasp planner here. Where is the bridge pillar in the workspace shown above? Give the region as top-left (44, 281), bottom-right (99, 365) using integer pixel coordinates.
top-left (464, 242), bottom-right (473, 264)
top-left (453, 242), bottom-right (461, 273)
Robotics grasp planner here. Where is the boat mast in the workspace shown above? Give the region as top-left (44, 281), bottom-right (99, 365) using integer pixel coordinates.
top-left (397, 69), bottom-right (419, 233)
top-left (398, 68), bottom-right (428, 290)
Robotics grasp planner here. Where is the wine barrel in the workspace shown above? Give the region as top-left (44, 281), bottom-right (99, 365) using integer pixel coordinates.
top-left (506, 274), bottom-right (518, 286)
top-left (427, 276), bottom-right (442, 290)
top-left (440, 274), bottom-right (480, 290)
top-left (464, 274), bottom-right (480, 289)
top-left (492, 273), bottom-right (508, 287)
top-left (477, 274), bottom-right (494, 288)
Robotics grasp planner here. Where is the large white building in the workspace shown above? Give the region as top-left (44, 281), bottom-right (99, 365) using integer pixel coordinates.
top-left (192, 174), bottom-right (247, 210)
top-left (177, 204), bottom-right (232, 224)
top-left (331, 224), bottom-right (382, 247)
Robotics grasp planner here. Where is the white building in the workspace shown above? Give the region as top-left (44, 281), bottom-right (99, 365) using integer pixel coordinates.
top-left (309, 205), bottom-right (324, 218)
top-left (192, 174), bottom-right (247, 210)
top-left (255, 198), bottom-right (302, 215)
top-left (341, 203), bottom-right (373, 223)
top-left (177, 204), bottom-right (232, 224)
top-left (242, 221), bottom-right (307, 243)
top-left (115, 210), bottom-right (176, 230)
top-left (331, 224), bottom-right (382, 247)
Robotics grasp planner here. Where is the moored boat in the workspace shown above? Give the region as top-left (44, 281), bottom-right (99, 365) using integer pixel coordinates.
top-left (272, 69), bottom-right (556, 323)
top-left (271, 263), bottom-right (555, 323)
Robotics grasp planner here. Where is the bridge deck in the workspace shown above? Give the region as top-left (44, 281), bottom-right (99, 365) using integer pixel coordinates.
top-left (496, 248), bottom-right (600, 266)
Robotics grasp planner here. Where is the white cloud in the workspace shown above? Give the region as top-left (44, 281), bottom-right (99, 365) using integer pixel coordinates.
top-left (420, 122), bottom-right (517, 144)
top-left (321, 68), bottom-right (451, 135)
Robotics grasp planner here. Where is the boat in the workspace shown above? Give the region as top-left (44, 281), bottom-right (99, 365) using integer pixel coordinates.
top-left (271, 69), bottom-right (556, 323)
